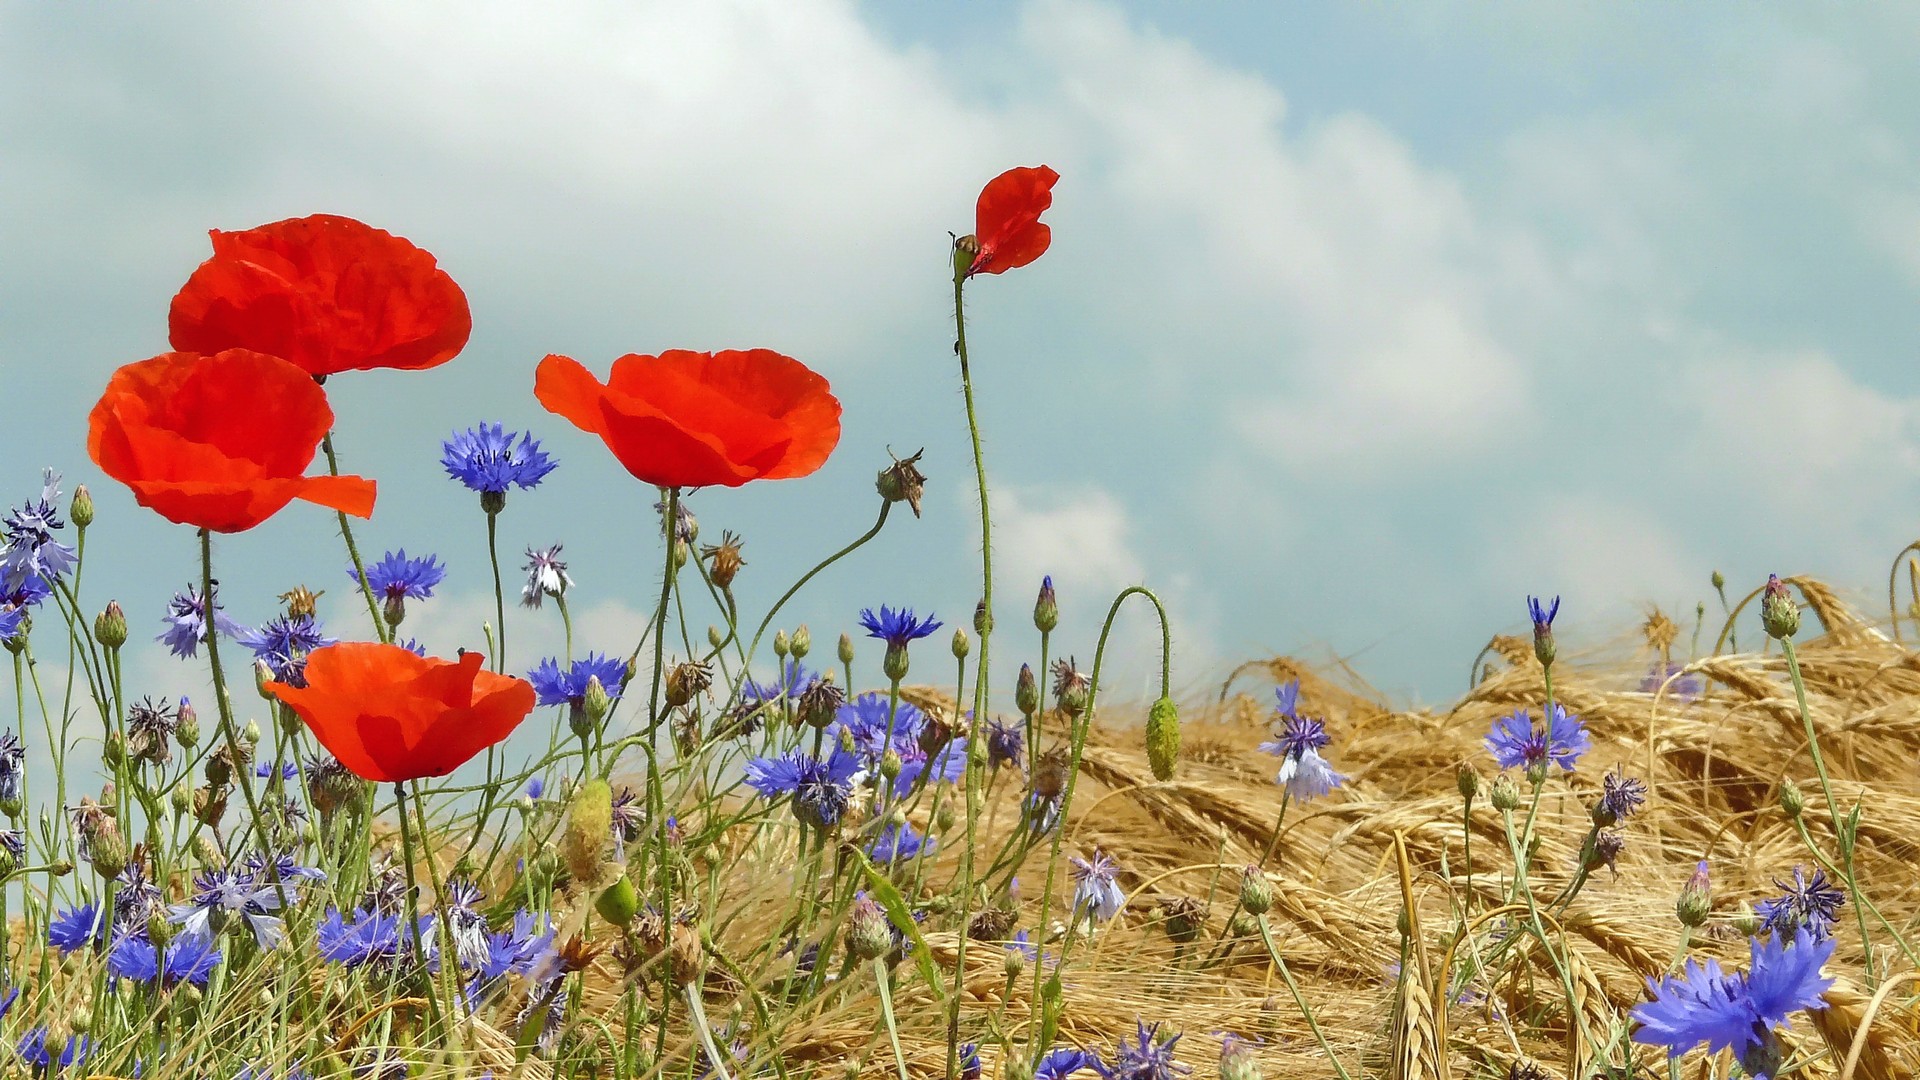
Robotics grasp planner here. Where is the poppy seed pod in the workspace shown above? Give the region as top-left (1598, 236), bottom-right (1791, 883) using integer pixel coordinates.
top-left (563, 779), bottom-right (613, 884)
top-left (94, 601), bottom-right (127, 650)
top-left (1146, 696), bottom-right (1180, 781)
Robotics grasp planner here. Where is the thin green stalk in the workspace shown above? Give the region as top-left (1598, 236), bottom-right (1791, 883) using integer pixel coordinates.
top-left (874, 960), bottom-right (912, 1080)
top-left (392, 782), bottom-right (445, 1036)
top-left (1255, 917), bottom-right (1354, 1080)
top-left (323, 434), bottom-right (389, 645)
top-left (486, 508), bottom-right (508, 673)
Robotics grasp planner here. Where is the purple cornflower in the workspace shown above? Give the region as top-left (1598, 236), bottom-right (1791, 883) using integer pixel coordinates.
top-left (474, 910), bottom-right (554, 982)
top-left (743, 746), bottom-right (863, 830)
top-left (1640, 662), bottom-right (1703, 700)
top-left (959, 1043), bottom-right (982, 1080)
top-left (243, 850), bottom-right (326, 886)
top-left (1594, 768), bottom-right (1648, 825)
top-left (257, 762), bottom-right (300, 781)
top-left (1095, 1020), bottom-right (1190, 1080)
top-left (0, 606), bottom-right (20, 642)
top-left (1259, 711), bottom-right (1344, 802)
top-left (1036, 1047), bottom-right (1098, 1080)
top-left (1274, 748), bottom-right (1345, 802)
top-left (107, 929), bottom-right (220, 986)
top-left (393, 637), bottom-right (427, 657)
top-left (1071, 849), bottom-right (1126, 923)
top-left (737, 660), bottom-right (820, 715)
top-left (0, 830), bottom-right (23, 866)
top-left (16, 1027), bottom-right (89, 1072)
top-left (170, 865), bottom-right (297, 949)
top-left (48, 903), bottom-right (104, 952)
top-left (1528, 595), bottom-right (1560, 632)
top-left (866, 822), bottom-right (933, 864)
top-left (527, 653), bottom-right (626, 708)
top-left (0, 572), bottom-right (49, 611)
top-left (440, 878), bottom-right (492, 970)
top-left (1, 470), bottom-right (78, 593)
top-left (157, 582), bottom-right (244, 659)
top-left (1259, 715), bottom-right (1330, 761)
top-left (525, 777), bottom-right (545, 800)
top-left (237, 613), bottom-right (335, 689)
top-left (521, 545), bottom-right (571, 608)
top-left (1272, 679), bottom-right (1300, 720)
top-left (834, 693), bottom-right (925, 758)
top-left (655, 498), bottom-right (698, 544)
top-left (1755, 866), bottom-right (1846, 940)
top-left (609, 785), bottom-right (645, 844)
top-left (859, 606), bottom-right (943, 649)
top-left (351, 550), bottom-right (445, 627)
top-left (985, 717), bottom-right (1025, 769)
top-left (442, 423), bottom-right (557, 495)
top-left (1632, 929), bottom-right (1834, 1079)
top-left (317, 907), bottom-right (409, 968)
top-left (114, 863), bottom-right (167, 931)
top-left (1485, 703), bottom-right (1590, 774)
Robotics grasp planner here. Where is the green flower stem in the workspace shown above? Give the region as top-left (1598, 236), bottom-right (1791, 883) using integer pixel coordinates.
top-left (198, 528), bottom-right (276, 852)
top-left (1255, 916), bottom-right (1354, 1080)
top-left (1780, 636), bottom-right (1879, 985)
top-left (641, 486), bottom-right (682, 1061)
top-left (322, 433), bottom-right (389, 645)
top-left (1499, 806), bottom-right (1594, 1059)
top-left (392, 781), bottom-right (445, 1037)
top-left (486, 508), bottom-right (508, 673)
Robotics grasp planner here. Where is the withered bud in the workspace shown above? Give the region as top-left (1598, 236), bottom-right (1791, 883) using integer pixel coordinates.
top-left (278, 586), bottom-right (322, 620)
top-left (702, 531), bottom-right (746, 590)
top-left (1031, 746), bottom-right (1072, 801)
top-left (664, 661), bottom-right (713, 709)
top-left (1158, 896), bottom-right (1208, 944)
top-left (876, 448), bottom-right (927, 518)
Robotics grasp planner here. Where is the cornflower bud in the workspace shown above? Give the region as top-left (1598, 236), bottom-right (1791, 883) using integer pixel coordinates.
top-left (69, 485), bottom-right (94, 529)
top-left (1033, 576), bottom-right (1059, 633)
top-left (791, 625), bottom-right (811, 660)
top-left (1676, 860), bottom-right (1711, 928)
top-left (1761, 574), bottom-right (1799, 641)
top-left (94, 601), bottom-right (127, 650)
top-left (1489, 773), bottom-right (1520, 811)
top-left (1015, 663), bottom-right (1041, 717)
top-left (951, 627), bottom-right (970, 660)
top-left (1779, 777), bottom-right (1805, 818)
top-left (848, 894), bottom-right (893, 962)
top-left (773, 630), bottom-right (789, 660)
top-left (838, 632), bottom-right (855, 666)
top-left (1239, 866), bottom-right (1273, 915)
top-left (1457, 763), bottom-right (1480, 802)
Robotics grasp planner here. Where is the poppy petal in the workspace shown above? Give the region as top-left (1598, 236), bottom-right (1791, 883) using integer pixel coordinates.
top-left (533, 354), bottom-right (613, 437)
top-left (297, 474), bottom-right (377, 519)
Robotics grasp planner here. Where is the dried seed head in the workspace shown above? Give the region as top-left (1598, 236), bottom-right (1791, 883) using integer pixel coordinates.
top-left (1158, 896), bottom-right (1208, 944)
top-left (1031, 747), bottom-right (1072, 801)
top-left (702, 531), bottom-right (747, 590)
top-left (664, 661), bottom-right (713, 709)
top-left (968, 907), bottom-right (1018, 942)
top-left (876, 448), bottom-right (927, 518)
top-left (278, 585), bottom-right (322, 620)
top-left (1642, 608), bottom-right (1679, 654)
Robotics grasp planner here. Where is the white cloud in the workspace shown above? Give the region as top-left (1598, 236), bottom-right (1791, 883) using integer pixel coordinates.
top-left (1480, 493), bottom-right (1697, 630)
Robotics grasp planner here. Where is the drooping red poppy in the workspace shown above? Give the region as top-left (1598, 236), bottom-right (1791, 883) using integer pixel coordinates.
top-left (168, 214), bottom-right (472, 377)
top-left (87, 350), bottom-right (376, 532)
top-left (964, 165), bottom-right (1059, 277)
top-left (267, 644), bottom-right (536, 783)
top-left (534, 350), bottom-right (841, 489)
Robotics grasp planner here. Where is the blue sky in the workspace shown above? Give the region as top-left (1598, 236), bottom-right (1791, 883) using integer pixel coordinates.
top-left (5, 0), bottom-right (1920, 721)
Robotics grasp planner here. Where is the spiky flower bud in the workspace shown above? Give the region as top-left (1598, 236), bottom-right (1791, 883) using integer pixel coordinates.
top-left (1456, 763), bottom-right (1480, 802)
top-left (102, 731), bottom-right (125, 769)
top-left (577, 676), bottom-right (611, 728)
top-left (1031, 747), bottom-right (1071, 801)
top-left (170, 783), bottom-right (191, 817)
top-left (791, 625), bottom-right (812, 660)
top-left (1219, 1035), bottom-right (1262, 1080)
top-left (883, 642), bottom-right (909, 683)
top-left (838, 632), bottom-right (855, 666)
top-left (876, 448), bottom-right (927, 518)
top-left (69, 485), bottom-right (94, 529)
top-left (1779, 777), bottom-right (1805, 818)
top-left (87, 823), bottom-right (127, 880)
top-left (1034, 576), bottom-right (1059, 634)
top-left (175, 698), bottom-right (200, 748)
top-left (243, 719), bottom-right (261, 747)
top-left (951, 627), bottom-right (970, 660)
top-left (879, 749), bottom-right (903, 782)
top-left (934, 798), bottom-right (957, 833)
top-left (382, 593), bottom-right (406, 629)
top-left (1489, 773), bottom-right (1520, 811)
top-left (191, 834), bottom-right (222, 870)
top-left (848, 894), bottom-right (893, 962)
top-left (1015, 663), bottom-right (1041, 717)
top-left (671, 540), bottom-right (689, 570)
top-left (773, 630), bottom-right (790, 660)
top-left (1676, 860), bottom-right (1711, 928)
top-left (1146, 696), bottom-right (1180, 781)
top-left (1228, 913), bottom-right (1259, 939)
top-left (93, 601), bottom-right (127, 650)
top-left (563, 779), bottom-right (613, 884)
top-left (1003, 944), bottom-right (1027, 980)
top-left (1731, 900), bottom-right (1761, 937)
top-left (1711, 570), bottom-right (1726, 591)
top-left (1761, 574), bottom-right (1799, 641)
top-left (1239, 866), bottom-right (1273, 915)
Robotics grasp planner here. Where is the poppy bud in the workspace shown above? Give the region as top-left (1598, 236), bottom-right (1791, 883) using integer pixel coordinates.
top-left (848, 894), bottom-right (893, 962)
top-left (93, 601), bottom-right (127, 650)
top-left (1779, 777), bottom-right (1805, 818)
top-left (175, 698), bottom-right (200, 748)
top-left (70, 485), bottom-right (94, 529)
top-left (951, 627), bottom-right (970, 661)
top-left (838, 633), bottom-right (855, 666)
top-left (791, 625), bottom-right (812, 660)
top-left (1761, 575), bottom-right (1799, 641)
top-left (1239, 866), bottom-right (1273, 916)
top-left (583, 676), bottom-right (612, 725)
top-left (1015, 663), bottom-right (1040, 717)
top-left (1145, 696), bottom-right (1180, 781)
top-left (1034, 576), bottom-right (1059, 634)
top-left (974, 598), bottom-right (991, 637)
top-left (1489, 773), bottom-right (1520, 811)
top-left (876, 448), bottom-right (927, 518)
top-left (564, 779), bottom-right (613, 883)
top-left (1456, 763), bottom-right (1480, 802)
top-left (595, 872), bottom-right (640, 927)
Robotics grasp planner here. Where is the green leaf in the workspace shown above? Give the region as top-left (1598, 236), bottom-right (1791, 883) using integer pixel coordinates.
top-left (855, 852), bottom-right (948, 1003)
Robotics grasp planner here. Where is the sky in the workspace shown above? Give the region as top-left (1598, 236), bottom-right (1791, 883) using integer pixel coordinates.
top-left (6, 0), bottom-right (1920, 738)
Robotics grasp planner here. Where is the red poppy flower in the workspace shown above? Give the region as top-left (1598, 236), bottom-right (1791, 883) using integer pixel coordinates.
top-left (87, 350), bottom-right (376, 532)
top-left (964, 165), bottom-right (1059, 277)
top-left (267, 644), bottom-right (536, 783)
top-left (534, 350), bottom-right (841, 489)
top-left (169, 214), bottom-right (472, 377)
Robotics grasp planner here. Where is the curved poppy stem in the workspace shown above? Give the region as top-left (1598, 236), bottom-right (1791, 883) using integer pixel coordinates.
top-left (323, 433), bottom-right (389, 645)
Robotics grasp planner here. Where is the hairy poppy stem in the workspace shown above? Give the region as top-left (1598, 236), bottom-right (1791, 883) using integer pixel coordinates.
top-left (197, 529), bottom-right (275, 852)
top-left (642, 485), bottom-right (681, 1061)
top-left (323, 433), bottom-right (390, 645)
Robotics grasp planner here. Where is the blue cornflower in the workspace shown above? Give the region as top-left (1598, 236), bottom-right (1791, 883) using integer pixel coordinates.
top-left (1528, 595), bottom-right (1560, 631)
top-left (1071, 849), bottom-right (1126, 923)
top-left (170, 866), bottom-right (296, 949)
top-left (114, 863), bottom-right (167, 931)
top-left (1258, 710), bottom-right (1344, 803)
top-left (1259, 715), bottom-right (1330, 761)
top-left (257, 762), bottom-right (300, 781)
top-left (1095, 1020), bottom-right (1190, 1080)
top-left (0, 829), bottom-right (23, 866)
top-left (743, 746), bottom-right (862, 830)
top-left (866, 822), bottom-right (933, 864)
top-left (1632, 929), bottom-right (1834, 1078)
top-left (1640, 661), bottom-right (1703, 700)
top-left (1025, 793), bottom-right (1063, 836)
top-left (1037, 1047), bottom-right (1098, 1080)
top-left (1274, 748), bottom-right (1345, 802)
top-left (834, 693), bottom-right (926, 758)
top-left (442, 423), bottom-right (558, 496)
top-left (475, 909), bottom-right (553, 982)
top-left (1485, 703), bottom-right (1590, 774)
top-left (351, 549), bottom-right (445, 627)
top-left (393, 636), bottom-right (428, 657)
top-left (17, 1027), bottom-right (89, 1072)
top-left (157, 583), bottom-right (244, 659)
top-left (1, 470), bottom-right (78, 593)
top-left (740, 659), bottom-right (819, 708)
top-left (1272, 679), bottom-right (1300, 720)
top-left (1594, 768), bottom-right (1648, 826)
top-left (442, 877), bottom-right (493, 970)
top-left (859, 606), bottom-right (943, 650)
top-left (0, 731), bottom-right (23, 806)
top-left (48, 903), bottom-right (104, 952)
top-left (609, 785), bottom-right (646, 844)
top-left (0, 606), bottom-right (20, 642)
top-left (1755, 866), bottom-right (1846, 940)
top-left (0, 572), bottom-right (50, 611)
top-left (242, 850), bottom-right (327, 886)
top-left (959, 1043), bottom-right (982, 1080)
top-left (317, 906), bottom-right (404, 968)
top-left (985, 717), bottom-right (1025, 769)
top-left (237, 614), bottom-right (335, 689)
top-left (107, 930), bottom-right (220, 986)
top-left (527, 653), bottom-right (626, 708)
top-left (525, 777), bottom-right (545, 800)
